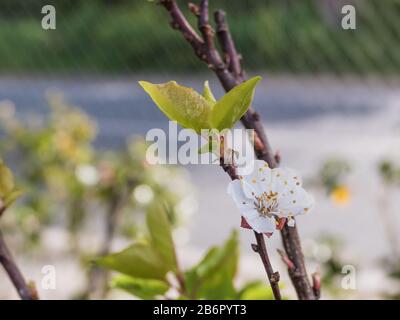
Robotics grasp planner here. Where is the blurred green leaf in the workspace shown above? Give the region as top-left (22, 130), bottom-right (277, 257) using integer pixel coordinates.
top-left (318, 158), bottom-right (352, 193)
top-left (0, 96), bottom-right (193, 252)
top-left (0, 158), bottom-right (15, 198)
top-left (237, 281), bottom-right (274, 300)
top-left (96, 242), bottom-right (169, 280)
top-left (184, 230), bottom-right (238, 299)
top-left (379, 160), bottom-right (400, 185)
top-left (139, 81), bottom-right (213, 133)
top-left (197, 140), bottom-right (218, 155)
top-left (3, 189), bottom-right (23, 207)
top-left (112, 275), bottom-right (169, 299)
top-left (210, 76), bottom-right (261, 131)
top-left (97, 204), bottom-right (180, 281)
top-left (147, 203), bottom-right (177, 272)
top-left (198, 128), bottom-right (221, 155)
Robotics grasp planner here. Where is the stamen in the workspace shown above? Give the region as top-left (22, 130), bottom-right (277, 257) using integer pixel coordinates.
top-left (254, 191), bottom-right (279, 219)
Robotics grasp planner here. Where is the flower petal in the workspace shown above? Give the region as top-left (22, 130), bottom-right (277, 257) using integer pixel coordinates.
top-left (240, 179), bottom-right (259, 198)
top-left (237, 160), bottom-right (269, 177)
top-left (278, 187), bottom-right (314, 217)
top-left (271, 167), bottom-right (303, 193)
top-left (227, 179), bottom-right (254, 211)
top-left (243, 209), bottom-right (276, 234)
top-left (238, 160), bottom-right (272, 196)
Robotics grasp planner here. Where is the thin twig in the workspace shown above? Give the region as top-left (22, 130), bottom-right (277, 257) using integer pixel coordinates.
top-left (219, 156), bottom-right (282, 300)
top-left (198, 0), bottom-right (213, 49)
top-left (198, 0), bottom-right (238, 88)
top-left (253, 232), bottom-right (282, 300)
top-left (161, 0), bottom-right (203, 44)
top-left (280, 224), bottom-right (315, 299)
top-left (0, 229), bottom-right (36, 300)
top-left (214, 10), bottom-right (243, 80)
top-left (159, 0), bottom-right (317, 300)
top-left (160, 0), bottom-right (237, 90)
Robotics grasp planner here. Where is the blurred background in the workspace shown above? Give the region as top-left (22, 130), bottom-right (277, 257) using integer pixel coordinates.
top-left (1, 0), bottom-right (400, 299)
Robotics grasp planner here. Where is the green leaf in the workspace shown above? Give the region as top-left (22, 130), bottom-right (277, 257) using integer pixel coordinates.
top-left (202, 81), bottom-right (216, 104)
top-left (140, 77), bottom-right (261, 133)
top-left (147, 204), bottom-right (177, 272)
top-left (96, 205), bottom-right (179, 282)
top-left (197, 129), bottom-right (220, 155)
top-left (197, 140), bottom-right (218, 154)
top-left (139, 81), bottom-right (213, 132)
top-left (112, 275), bottom-right (169, 300)
top-left (96, 242), bottom-right (169, 280)
top-left (237, 281), bottom-right (275, 300)
top-left (4, 189), bottom-right (23, 207)
top-left (184, 230), bottom-right (239, 299)
top-left (0, 159), bottom-right (15, 198)
top-left (210, 76), bottom-right (261, 130)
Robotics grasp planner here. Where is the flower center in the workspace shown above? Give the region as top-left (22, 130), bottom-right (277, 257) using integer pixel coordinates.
top-left (254, 191), bottom-right (279, 218)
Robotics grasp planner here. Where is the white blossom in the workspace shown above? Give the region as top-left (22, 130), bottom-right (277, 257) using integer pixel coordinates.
top-left (227, 160), bottom-right (314, 235)
top-left (133, 184), bottom-right (154, 205)
top-left (75, 164), bottom-right (99, 186)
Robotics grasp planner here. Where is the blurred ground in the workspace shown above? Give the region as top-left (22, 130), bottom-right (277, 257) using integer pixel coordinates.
top-left (1, 74), bottom-right (400, 299)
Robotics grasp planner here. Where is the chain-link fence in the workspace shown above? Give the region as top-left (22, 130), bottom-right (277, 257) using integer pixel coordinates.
top-left (0, 0), bottom-right (399, 75)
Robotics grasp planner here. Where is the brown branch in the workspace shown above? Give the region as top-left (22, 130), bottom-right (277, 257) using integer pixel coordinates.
top-left (252, 232), bottom-right (281, 300)
top-left (160, 0), bottom-right (205, 60)
top-left (220, 160), bottom-right (239, 180)
top-left (0, 229), bottom-right (36, 300)
top-left (214, 10), bottom-right (243, 80)
top-left (280, 224), bottom-right (315, 299)
top-left (159, 0), bottom-right (317, 300)
top-left (160, 0), bottom-right (237, 90)
top-left (219, 157), bottom-right (281, 300)
top-left (198, 0), bottom-right (238, 89)
top-left (198, 0), bottom-right (213, 49)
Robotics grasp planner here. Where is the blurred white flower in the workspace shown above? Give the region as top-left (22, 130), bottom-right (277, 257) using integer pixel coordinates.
top-left (227, 160), bottom-right (314, 235)
top-left (75, 164), bottom-right (99, 186)
top-left (315, 243), bottom-right (332, 263)
top-left (175, 195), bottom-right (198, 220)
top-left (133, 184), bottom-right (154, 205)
